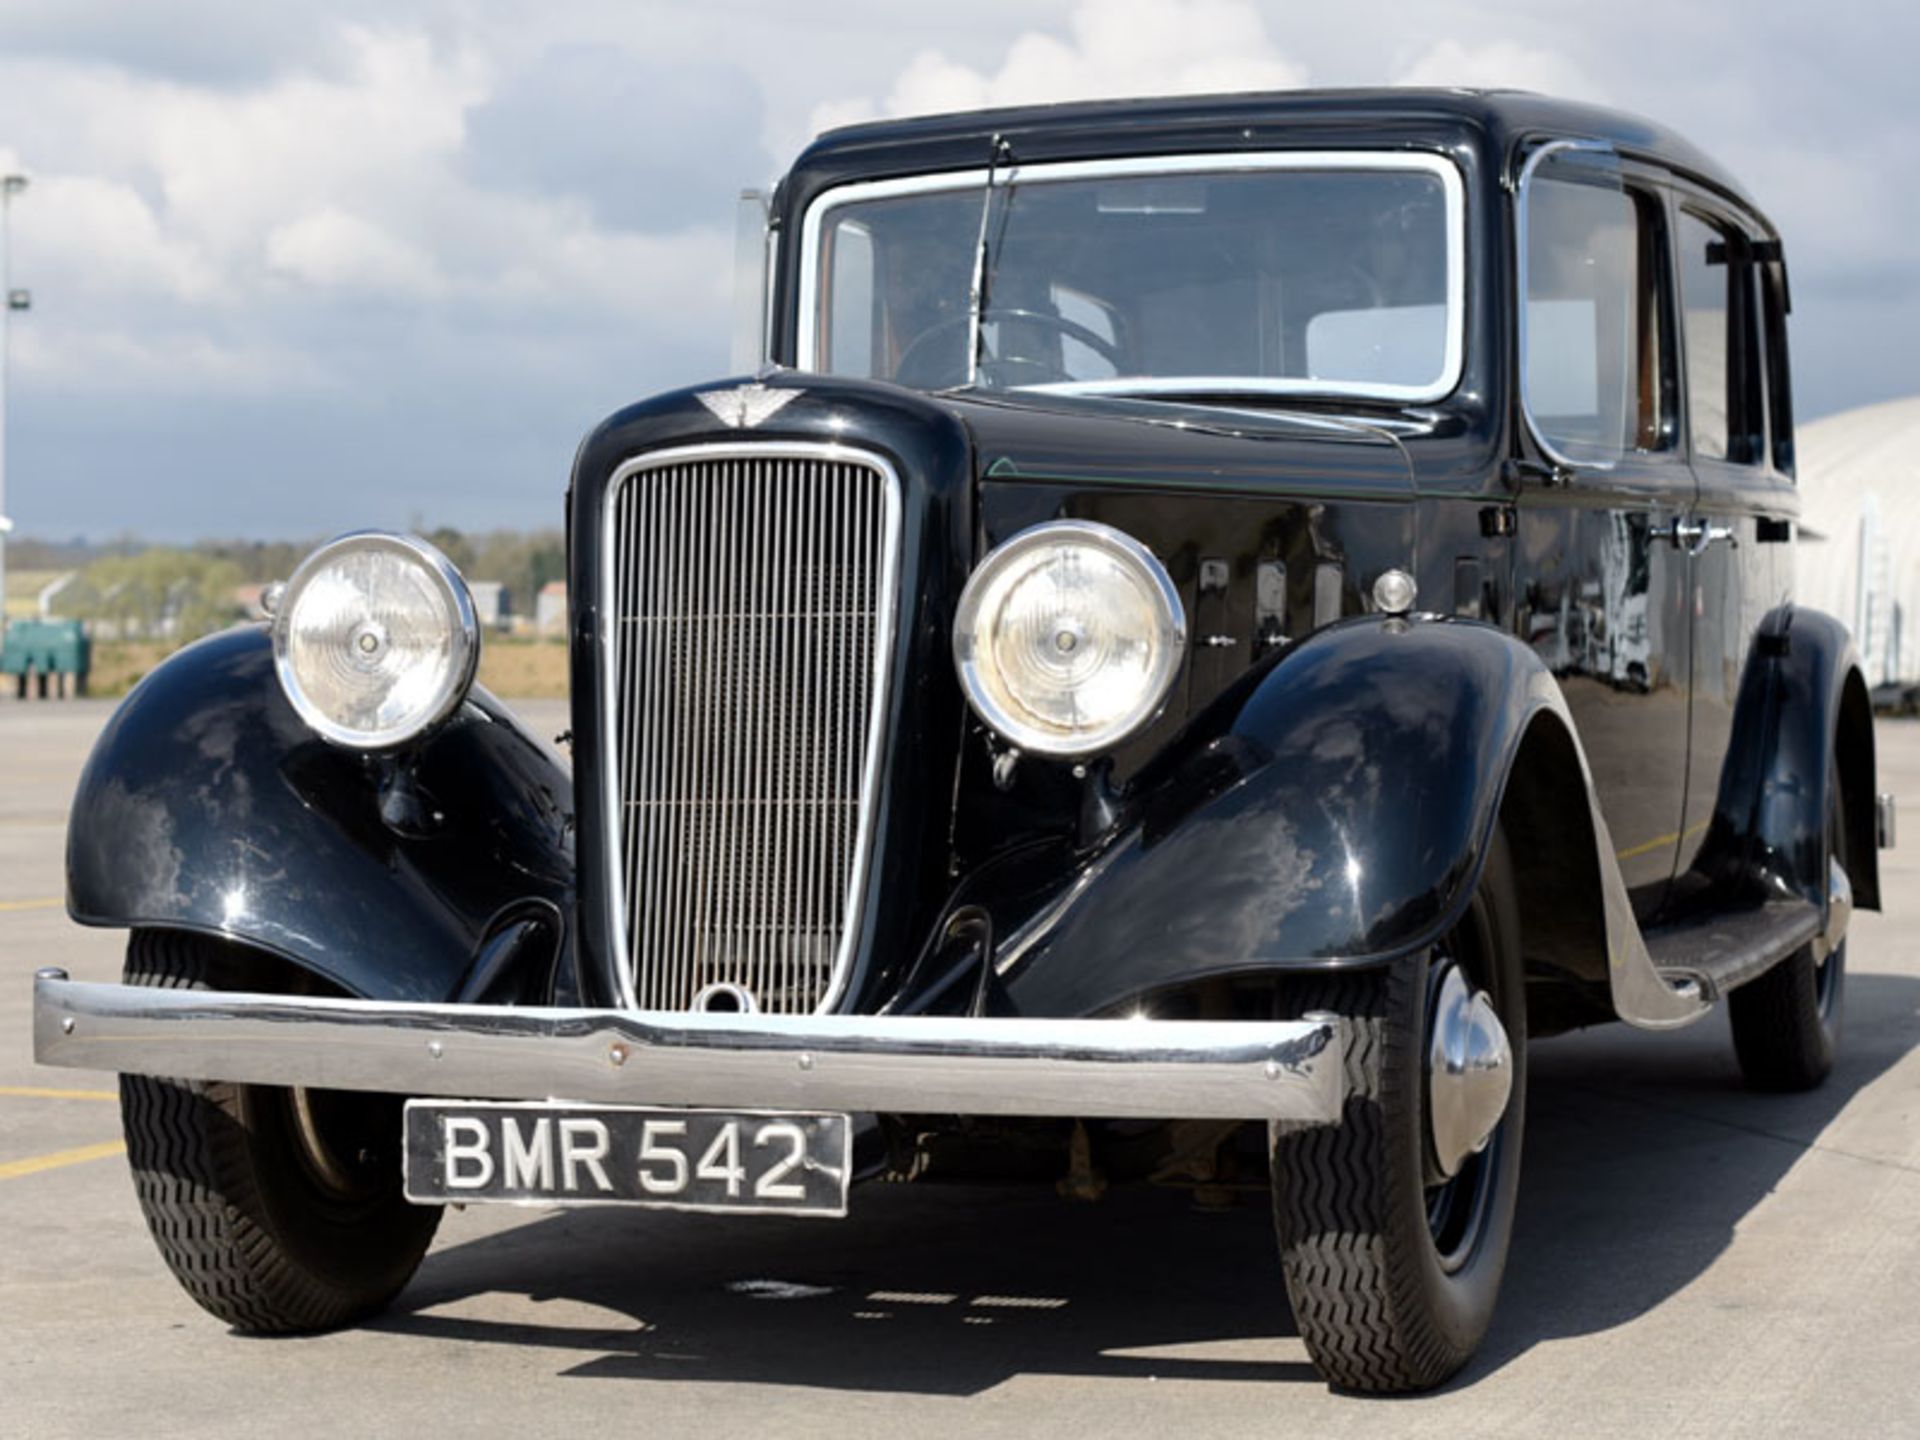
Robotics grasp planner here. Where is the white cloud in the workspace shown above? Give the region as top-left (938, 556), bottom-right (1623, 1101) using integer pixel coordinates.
top-left (810, 0), bottom-right (1307, 139)
top-left (1391, 39), bottom-right (1600, 100)
top-left (144, 27), bottom-right (482, 245)
top-left (9, 173), bottom-right (220, 303)
top-left (11, 325), bottom-right (332, 396)
top-left (265, 208), bottom-right (443, 295)
top-left (0, 25), bottom-right (731, 398)
top-left (0, 0), bottom-right (1914, 538)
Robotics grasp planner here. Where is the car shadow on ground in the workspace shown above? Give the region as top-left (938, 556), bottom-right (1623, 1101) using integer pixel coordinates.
top-left (369, 971), bottom-right (1918, 1395)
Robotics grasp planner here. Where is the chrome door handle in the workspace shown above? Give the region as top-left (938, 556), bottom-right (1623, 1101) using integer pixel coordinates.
top-left (1665, 518), bottom-right (1705, 549)
top-left (1665, 518), bottom-right (1738, 556)
top-left (1697, 523), bottom-right (1738, 554)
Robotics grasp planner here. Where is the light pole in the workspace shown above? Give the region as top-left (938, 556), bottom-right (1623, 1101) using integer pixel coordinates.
top-left (1, 172), bottom-right (28, 640)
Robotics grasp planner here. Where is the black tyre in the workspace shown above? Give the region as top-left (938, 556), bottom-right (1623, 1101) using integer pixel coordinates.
top-left (1728, 766), bottom-right (1849, 1091)
top-left (1271, 826), bottom-right (1527, 1393)
top-left (120, 930), bottom-right (440, 1332)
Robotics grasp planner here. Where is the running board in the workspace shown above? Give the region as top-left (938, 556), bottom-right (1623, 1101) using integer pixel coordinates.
top-left (1647, 897), bottom-right (1821, 1003)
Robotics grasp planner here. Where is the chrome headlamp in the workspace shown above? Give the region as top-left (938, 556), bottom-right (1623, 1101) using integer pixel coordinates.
top-left (271, 532), bottom-right (479, 749)
top-left (953, 520), bottom-right (1186, 757)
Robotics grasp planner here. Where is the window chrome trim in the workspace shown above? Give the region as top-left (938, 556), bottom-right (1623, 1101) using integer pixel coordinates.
top-left (796, 150), bottom-right (1468, 405)
top-left (730, 188), bottom-right (772, 373)
top-left (1515, 138), bottom-right (1623, 474)
top-left (597, 440), bottom-right (904, 1014)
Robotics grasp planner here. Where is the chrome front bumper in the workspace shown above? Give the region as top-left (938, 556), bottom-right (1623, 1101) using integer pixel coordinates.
top-left (32, 969), bottom-right (1344, 1123)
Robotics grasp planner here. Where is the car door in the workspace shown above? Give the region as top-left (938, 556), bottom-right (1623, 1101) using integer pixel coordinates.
top-left (1671, 196), bottom-right (1799, 879)
top-left (1514, 144), bottom-right (1694, 922)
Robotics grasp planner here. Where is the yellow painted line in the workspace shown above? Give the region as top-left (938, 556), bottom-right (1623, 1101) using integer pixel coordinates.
top-left (0, 1139), bottom-right (125, 1181)
top-left (1615, 831), bottom-right (1679, 862)
top-left (1615, 818), bottom-right (1712, 863)
top-left (0, 896), bottom-right (62, 913)
top-left (0, 1085), bottom-right (117, 1102)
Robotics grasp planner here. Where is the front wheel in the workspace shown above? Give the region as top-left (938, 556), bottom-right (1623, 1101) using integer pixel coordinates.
top-left (120, 930), bottom-right (440, 1332)
top-left (1271, 826), bottom-right (1527, 1393)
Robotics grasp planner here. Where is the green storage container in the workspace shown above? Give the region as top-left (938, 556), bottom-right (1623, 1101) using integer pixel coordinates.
top-left (1, 618), bottom-right (92, 697)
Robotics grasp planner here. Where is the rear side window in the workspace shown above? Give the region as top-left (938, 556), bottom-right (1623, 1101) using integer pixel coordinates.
top-left (1678, 207), bottom-right (1770, 467)
top-left (1761, 260), bottom-right (1795, 474)
top-left (1678, 210), bottom-right (1734, 461)
top-left (1521, 149), bottom-right (1674, 467)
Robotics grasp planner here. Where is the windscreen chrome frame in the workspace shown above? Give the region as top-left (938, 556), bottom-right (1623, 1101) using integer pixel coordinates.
top-left (795, 150), bottom-right (1467, 404)
top-left (597, 441), bottom-right (904, 1015)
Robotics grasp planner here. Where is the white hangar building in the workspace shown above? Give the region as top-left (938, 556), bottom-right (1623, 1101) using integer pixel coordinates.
top-left (1794, 395), bottom-right (1920, 692)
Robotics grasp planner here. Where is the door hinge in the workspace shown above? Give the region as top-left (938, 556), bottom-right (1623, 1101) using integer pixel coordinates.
top-left (1501, 457), bottom-right (1573, 489)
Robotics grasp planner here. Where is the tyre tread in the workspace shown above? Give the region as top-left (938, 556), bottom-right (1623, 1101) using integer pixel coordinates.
top-left (120, 930), bottom-right (428, 1333)
top-left (1272, 966), bottom-right (1460, 1391)
top-left (1728, 947), bottom-right (1832, 1091)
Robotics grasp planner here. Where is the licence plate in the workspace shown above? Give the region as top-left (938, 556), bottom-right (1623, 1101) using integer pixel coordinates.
top-left (403, 1101), bottom-right (851, 1217)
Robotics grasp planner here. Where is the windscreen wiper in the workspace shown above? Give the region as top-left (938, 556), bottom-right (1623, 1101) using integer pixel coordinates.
top-left (966, 134), bottom-right (1015, 387)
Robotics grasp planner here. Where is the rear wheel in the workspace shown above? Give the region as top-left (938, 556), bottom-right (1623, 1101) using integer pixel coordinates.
top-left (1728, 766), bottom-right (1849, 1091)
top-left (1271, 826), bottom-right (1527, 1393)
top-left (119, 930), bottom-right (439, 1332)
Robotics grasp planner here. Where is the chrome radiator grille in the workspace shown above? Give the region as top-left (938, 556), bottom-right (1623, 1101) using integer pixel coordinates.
top-left (603, 445), bottom-right (899, 1014)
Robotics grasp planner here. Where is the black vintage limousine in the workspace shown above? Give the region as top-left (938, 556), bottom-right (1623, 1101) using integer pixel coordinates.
top-left (36, 89), bottom-right (1892, 1392)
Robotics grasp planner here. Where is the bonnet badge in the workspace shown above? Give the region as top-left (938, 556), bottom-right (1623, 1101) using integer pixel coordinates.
top-left (695, 382), bottom-right (802, 430)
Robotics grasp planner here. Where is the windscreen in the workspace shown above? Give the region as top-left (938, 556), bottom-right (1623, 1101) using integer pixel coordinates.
top-left (803, 157), bottom-right (1461, 401)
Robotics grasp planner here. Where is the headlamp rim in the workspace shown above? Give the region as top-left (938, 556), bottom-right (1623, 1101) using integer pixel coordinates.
top-left (271, 529), bottom-right (480, 750)
top-left (953, 518), bottom-right (1186, 758)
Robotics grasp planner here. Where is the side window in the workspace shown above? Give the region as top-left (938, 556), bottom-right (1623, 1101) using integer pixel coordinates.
top-left (1633, 193), bottom-right (1679, 452)
top-left (1761, 260), bottom-right (1795, 474)
top-left (1522, 154), bottom-right (1674, 466)
top-left (1739, 252), bottom-right (1767, 465)
top-left (1678, 210), bottom-right (1733, 461)
top-left (1678, 207), bottom-right (1769, 467)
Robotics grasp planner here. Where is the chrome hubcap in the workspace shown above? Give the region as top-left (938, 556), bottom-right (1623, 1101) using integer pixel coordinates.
top-left (1428, 962), bottom-right (1513, 1179)
top-left (1816, 856), bottom-right (1853, 963)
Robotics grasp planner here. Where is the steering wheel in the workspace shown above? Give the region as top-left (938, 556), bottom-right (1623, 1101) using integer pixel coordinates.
top-left (894, 307), bottom-right (1127, 389)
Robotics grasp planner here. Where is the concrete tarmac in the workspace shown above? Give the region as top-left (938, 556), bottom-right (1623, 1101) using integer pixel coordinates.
top-left (3, 697), bottom-right (1917, 1437)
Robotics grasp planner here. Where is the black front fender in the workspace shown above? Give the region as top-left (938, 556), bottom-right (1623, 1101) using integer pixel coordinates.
top-left (66, 627), bottom-right (577, 1003)
top-left (1000, 617), bottom-right (1564, 1016)
top-left (993, 615), bottom-right (1709, 1030)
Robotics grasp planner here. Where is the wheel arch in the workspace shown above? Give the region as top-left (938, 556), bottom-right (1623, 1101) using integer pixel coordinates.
top-left (1492, 708), bottom-right (1620, 1034)
top-left (1695, 606), bottom-right (1881, 917)
top-left (65, 627), bottom-right (579, 1006)
top-left (1835, 662), bottom-right (1881, 909)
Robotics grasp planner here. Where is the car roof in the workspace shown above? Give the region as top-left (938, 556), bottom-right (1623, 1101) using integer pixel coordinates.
top-left (794, 87), bottom-right (1765, 226)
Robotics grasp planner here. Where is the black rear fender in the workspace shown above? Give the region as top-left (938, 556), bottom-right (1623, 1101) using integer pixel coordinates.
top-left (1695, 607), bottom-right (1880, 913)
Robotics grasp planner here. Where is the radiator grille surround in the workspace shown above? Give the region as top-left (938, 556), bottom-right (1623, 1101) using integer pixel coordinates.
top-left (600, 443), bottom-right (901, 1014)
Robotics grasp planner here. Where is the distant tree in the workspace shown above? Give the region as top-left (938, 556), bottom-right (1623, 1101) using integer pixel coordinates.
top-left (527, 540), bottom-right (566, 594)
top-left (425, 527), bottom-right (477, 574)
top-left (20, 523), bottom-right (567, 638)
top-left (68, 549), bottom-right (247, 640)
top-left (464, 528), bottom-right (566, 622)
top-left (200, 538), bottom-right (319, 584)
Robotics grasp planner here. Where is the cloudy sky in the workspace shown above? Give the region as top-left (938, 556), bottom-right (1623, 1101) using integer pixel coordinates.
top-left (0, 0), bottom-right (1914, 540)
